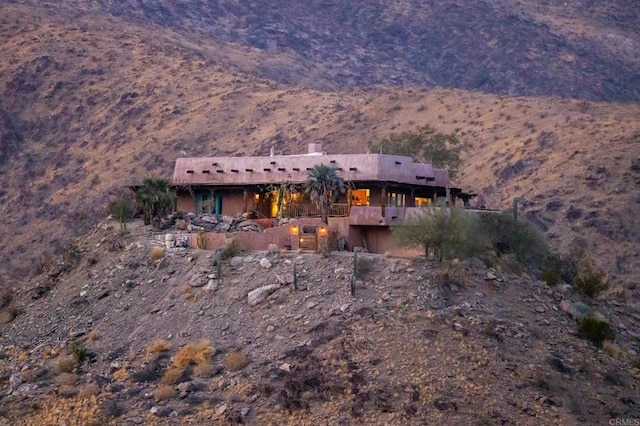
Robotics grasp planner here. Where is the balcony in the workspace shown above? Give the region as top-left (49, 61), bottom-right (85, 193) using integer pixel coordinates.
top-left (281, 203), bottom-right (350, 218)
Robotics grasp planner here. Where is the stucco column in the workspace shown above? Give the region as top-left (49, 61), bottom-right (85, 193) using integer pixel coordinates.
top-left (243, 190), bottom-right (248, 213)
top-left (381, 185), bottom-right (387, 218)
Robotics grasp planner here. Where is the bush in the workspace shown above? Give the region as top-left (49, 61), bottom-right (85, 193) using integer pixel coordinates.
top-left (393, 207), bottom-right (488, 261)
top-left (55, 356), bottom-right (76, 373)
top-left (478, 211), bottom-right (549, 265)
top-left (541, 252), bottom-right (579, 286)
top-left (573, 267), bottom-right (608, 298)
top-left (223, 351), bottom-right (248, 372)
top-left (576, 317), bottom-right (615, 347)
top-left (71, 341), bottom-right (94, 363)
top-left (173, 340), bottom-right (214, 368)
top-left (193, 363), bottom-right (218, 378)
top-left (152, 385), bottom-right (177, 401)
top-left (220, 239), bottom-right (243, 260)
top-left (150, 247), bottom-right (165, 261)
top-left (146, 339), bottom-right (171, 358)
top-left (161, 367), bottom-right (186, 385)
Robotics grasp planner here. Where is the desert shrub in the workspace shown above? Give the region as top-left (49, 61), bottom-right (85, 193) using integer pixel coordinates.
top-left (220, 239), bottom-right (243, 260)
top-left (55, 356), bottom-right (76, 373)
top-left (478, 211), bottom-right (549, 265)
top-left (161, 367), bottom-right (186, 385)
top-left (146, 339), bottom-right (171, 358)
top-left (223, 351), bottom-right (248, 372)
top-left (393, 207), bottom-right (488, 261)
top-left (112, 367), bottom-right (128, 381)
top-left (576, 317), bottom-right (615, 348)
top-left (603, 341), bottom-right (626, 360)
top-left (193, 363), bottom-right (218, 379)
top-left (541, 252), bottom-right (579, 285)
top-left (108, 187), bottom-right (135, 232)
top-left (152, 385), bottom-right (177, 401)
top-left (573, 266), bottom-right (608, 298)
top-left (56, 373), bottom-right (78, 386)
top-left (174, 340), bottom-right (214, 368)
top-left (87, 330), bottom-right (100, 342)
top-left (150, 247), bottom-right (165, 261)
top-left (71, 341), bottom-right (93, 363)
top-left (62, 241), bottom-right (82, 267)
top-left (106, 234), bottom-right (125, 252)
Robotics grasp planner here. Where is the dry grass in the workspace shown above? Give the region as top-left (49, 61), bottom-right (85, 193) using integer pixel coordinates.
top-left (161, 367), bottom-right (185, 385)
top-left (87, 330), bottom-right (100, 342)
top-left (55, 356), bottom-right (76, 373)
top-left (603, 341), bottom-right (627, 360)
top-left (152, 385), bottom-right (177, 401)
top-left (80, 382), bottom-right (101, 398)
top-left (22, 394), bottom-right (104, 425)
top-left (173, 340), bottom-right (214, 368)
top-left (223, 351), bottom-right (248, 372)
top-left (150, 246), bottom-right (165, 261)
top-left (112, 367), bottom-right (128, 381)
top-left (182, 285), bottom-right (197, 302)
top-left (146, 339), bottom-right (171, 358)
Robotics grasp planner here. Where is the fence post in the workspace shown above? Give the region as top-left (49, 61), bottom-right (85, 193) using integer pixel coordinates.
top-left (293, 261), bottom-right (298, 290)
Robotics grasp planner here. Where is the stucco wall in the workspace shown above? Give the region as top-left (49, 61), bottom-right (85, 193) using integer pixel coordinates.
top-left (177, 194), bottom-right (195, 213)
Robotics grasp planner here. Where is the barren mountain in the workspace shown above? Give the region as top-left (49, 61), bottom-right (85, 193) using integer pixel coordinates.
top-left (1, 2), bottom-right (639, 288)
top-left (10, 0), bottom-right (640, 100)
top-left (0, 2), bottom-right (639, 424)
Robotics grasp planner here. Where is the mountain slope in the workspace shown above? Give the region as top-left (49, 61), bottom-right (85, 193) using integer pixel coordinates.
top-left (0, 2), bottom-right (639, 292)
top-left (0, 221), bottom-right (638, 423)
top-left (9, 0), bottom-right (640, 101)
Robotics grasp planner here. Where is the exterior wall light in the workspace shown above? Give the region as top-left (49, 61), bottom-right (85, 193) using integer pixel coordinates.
top-left (291, 225), bottom-right (299, 235)
top-left (318, 227), bottom-right (328, 236)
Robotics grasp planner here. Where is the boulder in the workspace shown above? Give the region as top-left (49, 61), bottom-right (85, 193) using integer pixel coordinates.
top-left (260, 258), bottom-right (272, 269)
top-left (248, 284), bottom-right (280, 306)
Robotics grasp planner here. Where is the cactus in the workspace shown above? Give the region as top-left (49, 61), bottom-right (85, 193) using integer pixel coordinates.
top-left (351, 250), bottom-right (357, 297)
top-left (216, 250), bottom-right (222, 280)
top-left (196, 230), bottom-right (206, 249)
top-left (293, 262), bottom-right (298, 290)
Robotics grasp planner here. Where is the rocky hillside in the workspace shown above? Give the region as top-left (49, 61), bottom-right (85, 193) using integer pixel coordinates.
top-left (0, 218), bottom-right (638, 424)
top-left (10, 0), bottom-right (640, 101)
top-left (0, 1), bottom-right (639, 293)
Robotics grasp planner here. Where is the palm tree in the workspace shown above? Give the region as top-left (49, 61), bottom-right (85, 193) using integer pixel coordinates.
top-left (305, 163), bottom-right (345, 224)
top-left (135, 176), bottom-right (176, 228)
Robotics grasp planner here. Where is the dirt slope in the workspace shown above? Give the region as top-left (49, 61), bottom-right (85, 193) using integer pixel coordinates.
top-left (0, 218), bottom-right (638, 424)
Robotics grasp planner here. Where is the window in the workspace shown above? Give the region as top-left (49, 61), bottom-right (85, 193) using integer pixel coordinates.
top-left (386, 192), bottom-right (406, 207)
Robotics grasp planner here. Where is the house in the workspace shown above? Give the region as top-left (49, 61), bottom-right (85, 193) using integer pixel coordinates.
top-left (171, 144), bottom-right (476, 253)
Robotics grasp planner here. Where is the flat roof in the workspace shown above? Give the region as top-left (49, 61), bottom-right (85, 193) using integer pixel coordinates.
top-left (172, 153), bottom-right (452, 188)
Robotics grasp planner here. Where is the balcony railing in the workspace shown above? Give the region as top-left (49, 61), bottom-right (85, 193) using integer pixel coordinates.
top-left (282, 203), bottom-right (350, 218)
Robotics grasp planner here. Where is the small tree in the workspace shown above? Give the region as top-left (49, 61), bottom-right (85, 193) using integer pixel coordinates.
top-left (108, 187), bottom-right (135, 232)
top-left (392, 207), bottom-right (485, 261)
top-left (368, 125), bottom-right (471, 179)
top-left (135, 176), bottom-right (176, 229)
top-left (305, 164), bottom-right (346, 224)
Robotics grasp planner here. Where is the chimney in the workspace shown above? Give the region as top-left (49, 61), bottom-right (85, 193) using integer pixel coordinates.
top-left (307, 143), bottom-right (323, 155)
